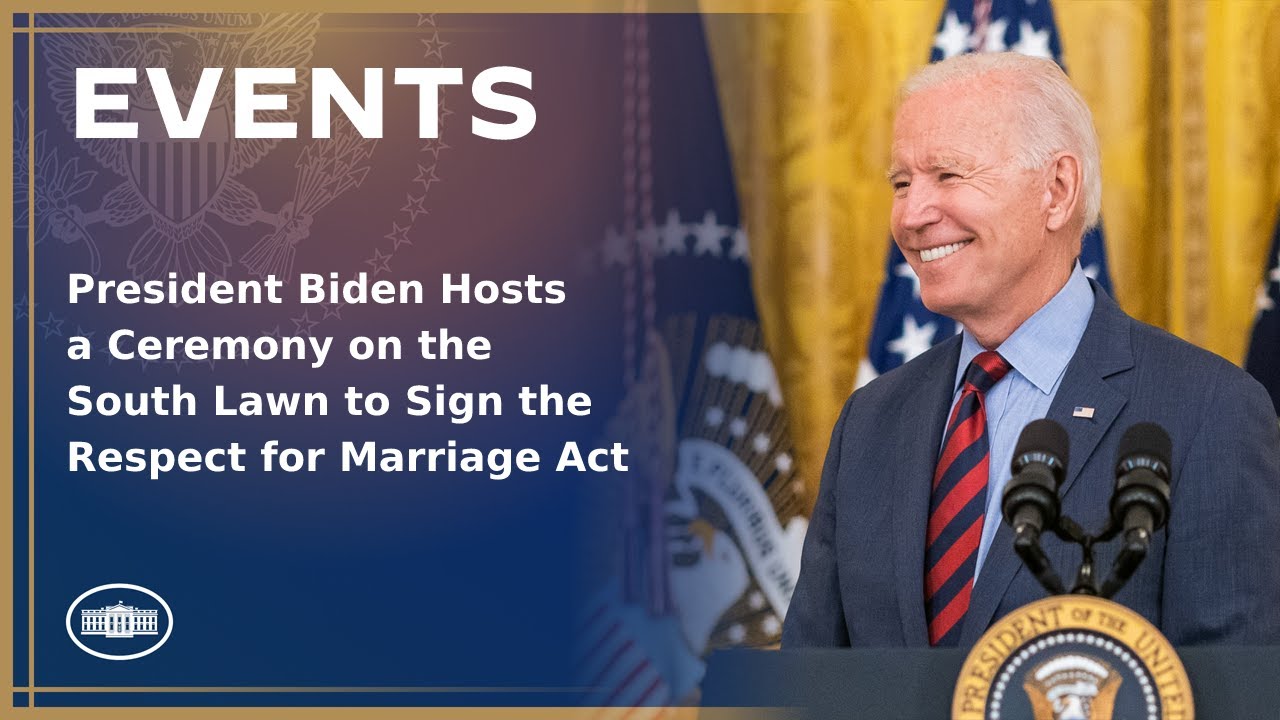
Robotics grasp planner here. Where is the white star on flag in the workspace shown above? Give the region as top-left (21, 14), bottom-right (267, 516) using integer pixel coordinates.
top-left (934, 11), bottom-right (971, 60)
top-left (888, 315), bottom-right (937, 362)
top-left (1258, 284), bottom-right (1276, 314)
top-left (1012, 20), bottom-right (1053, 58)
top-left (692, 210), bottom-right (728, 256)
top-left (895, 262), bottom-right (922, 298)
top-left (729, 227), bottom-right (750, 262)
top-left (660, 209), bottom-right (688, 255)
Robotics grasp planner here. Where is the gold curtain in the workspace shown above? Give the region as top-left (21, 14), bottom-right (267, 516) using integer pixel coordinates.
top-left (704, 0), bottom-right (1280, 510)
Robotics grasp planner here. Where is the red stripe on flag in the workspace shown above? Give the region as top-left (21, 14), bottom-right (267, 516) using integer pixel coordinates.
top-left (589, 639), bottom-right (635, 689)
top-left (579, 603), bottom-right (608, 633)
top-left (582, 621), bottom-right (621, 665)
top-left (603, 660), bottom-right (651, 707)
top-left (622, 676), bottom-right (667, 718)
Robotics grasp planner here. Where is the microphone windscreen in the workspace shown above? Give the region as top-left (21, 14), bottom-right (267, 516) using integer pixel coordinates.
top-left (1117, 422), bottom-right (1172, 468)
top-left (1014, 418), bottom-right (1070, 469)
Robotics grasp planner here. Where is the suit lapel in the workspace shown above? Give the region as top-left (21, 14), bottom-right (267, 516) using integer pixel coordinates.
top-left (892, 337), bottom-right (961, 646)
top-left (960, 282), bottom-right (1134, 645)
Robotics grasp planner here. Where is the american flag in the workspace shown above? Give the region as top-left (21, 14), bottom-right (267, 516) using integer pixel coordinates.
top-left (1245, 207), bottom-right (1280, 415)
top-left (576, 591), bottom-right (677, 715)
top-left (857, 0), bottom-right (1114, 388)
top-left (577, 13), bottom-right (805, 711)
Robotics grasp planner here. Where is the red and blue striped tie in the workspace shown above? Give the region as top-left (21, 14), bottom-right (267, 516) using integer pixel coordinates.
top-left (925, 350), bottom-right (1012, 646)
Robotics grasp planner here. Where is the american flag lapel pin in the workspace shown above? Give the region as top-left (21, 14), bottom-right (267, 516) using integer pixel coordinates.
top-left (1073, 406), bottom-right (1095, 419)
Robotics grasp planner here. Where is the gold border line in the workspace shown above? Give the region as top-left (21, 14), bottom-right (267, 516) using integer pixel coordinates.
top-left (15, 27), bottom-right (508, 34)
top-left (0, 9), bottom-right (15, 714)
top-left (0, 708), bottom-right (792, 720)
top-left (15, 686), bottom-right (594, 692)
top-left (0, 2), bottom-right (794, 12)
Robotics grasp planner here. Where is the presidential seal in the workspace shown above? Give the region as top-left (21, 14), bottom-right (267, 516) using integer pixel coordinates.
top-left (953, 595), bottom-right (1192, 720)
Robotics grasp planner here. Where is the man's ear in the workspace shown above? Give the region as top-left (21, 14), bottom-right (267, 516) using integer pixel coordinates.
top-left (1045, 152), bottom-right (1083, 233)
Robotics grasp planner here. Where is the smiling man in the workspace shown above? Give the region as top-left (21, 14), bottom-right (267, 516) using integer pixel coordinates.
top-left (783, 52), bottom-right (1280, 649)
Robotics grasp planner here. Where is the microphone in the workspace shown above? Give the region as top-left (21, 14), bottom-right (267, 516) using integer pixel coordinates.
top-left (1002, 419), bottom-right (1070, 595)
top-left (1002, 419), bottom-right (1070, 538)
top-left (1099, 422), bottom-right (1172, 598)
top-left (1110, 422), bottom-right (1172, 541)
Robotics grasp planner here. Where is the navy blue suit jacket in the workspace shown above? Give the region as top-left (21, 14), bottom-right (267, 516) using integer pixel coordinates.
top-left (783, 282), bottom-right (1280, 648)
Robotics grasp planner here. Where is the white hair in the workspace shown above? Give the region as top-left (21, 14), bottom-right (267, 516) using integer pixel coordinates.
top-left (901, 53), bottom-right (1102, 232)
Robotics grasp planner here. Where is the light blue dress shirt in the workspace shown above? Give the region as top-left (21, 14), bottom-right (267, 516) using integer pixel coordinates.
top-left (946, 262), bottom-right (1095, 578)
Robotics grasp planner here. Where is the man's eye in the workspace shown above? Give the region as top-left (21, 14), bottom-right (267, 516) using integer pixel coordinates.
top-left (893, 181), bottom-right (910, 191)
top-left (939, 172), bottom-right (959, 181)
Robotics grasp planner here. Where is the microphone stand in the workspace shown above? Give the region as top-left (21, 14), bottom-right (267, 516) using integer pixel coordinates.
top-left (1017, 512), bottom-right (1152, 598)
top-left (1012, 523), bottom-right (1065, 595)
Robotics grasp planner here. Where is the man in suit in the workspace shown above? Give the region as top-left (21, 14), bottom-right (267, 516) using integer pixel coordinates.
top-left (782, 52), bottom-right (1280, 649)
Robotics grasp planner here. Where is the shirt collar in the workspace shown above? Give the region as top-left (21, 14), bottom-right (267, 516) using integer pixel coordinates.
top-left (954, 262), bottom-right (1095, 395)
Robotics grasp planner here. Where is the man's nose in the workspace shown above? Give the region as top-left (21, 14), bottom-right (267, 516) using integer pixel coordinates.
top-left (895, 183), bottom-right (944, 233)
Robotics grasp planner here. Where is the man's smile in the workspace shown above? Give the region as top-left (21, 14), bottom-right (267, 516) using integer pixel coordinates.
top-left (919, 239), bottom-right (973, 263)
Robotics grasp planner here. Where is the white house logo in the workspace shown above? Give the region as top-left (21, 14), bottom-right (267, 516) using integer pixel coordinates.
top-left (80, 602), bottom-right (158, 638)
top-left (66, 583), bottom-right (173, 660)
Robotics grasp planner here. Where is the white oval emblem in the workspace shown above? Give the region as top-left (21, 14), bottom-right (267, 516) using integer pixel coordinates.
top-left (65, 583), bottom-right (173, 660)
